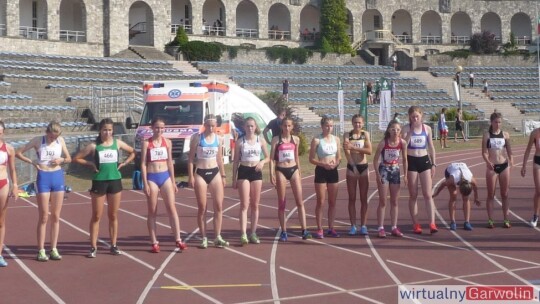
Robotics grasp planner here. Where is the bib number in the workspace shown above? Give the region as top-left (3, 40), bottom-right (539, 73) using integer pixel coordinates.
top-left (99, 150), bottom-right (118, 163)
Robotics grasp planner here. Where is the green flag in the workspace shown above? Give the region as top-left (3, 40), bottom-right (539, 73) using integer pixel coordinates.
top-left (360, 81), bottom-right (368, 124)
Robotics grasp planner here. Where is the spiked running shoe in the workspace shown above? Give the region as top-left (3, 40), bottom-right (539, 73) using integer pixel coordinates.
top-left (348, 225), bottom-right (357, 236)
top-left (487, 219), bottom-right (495, 229)
top-left (199, 237), bottom-right (208, 249)
top-left (378, 228), bottom-right (386, 238)
top-left (449, 221), bottom-right (457, 231)
top-left (502, 220), bottom-right (511, 228)
top-left (87, 247), bottom-right (97, 258)
top-left (301, 230), bottom-right (312, 240)
top-left (49, 248), bottom-right (62, 261)
top-left (429, 223), bottom-right (439, 234)
top-left (464, 222), bottom-right (473, 231)
top-left (279, 231), bottom-right (288, 242)
top-left (0, 256), bottom-right (7, 267)
top-left (176, 240), bottom-right (187, 251)
top-left (530, 215), bottom-right (538, 228)
top-left (326, 229), bottom-right (340, 238)
top-left (37, 249), bottom-right (49, 262)
top-left (240, 234), bottom-right (249, 246)
top-left (313, 229), bottom-right (324, 239)
top-left (413, 223), bottom-right (422, 234)
top-left (391, 227), bottom-right (403, 237)
top-left (151, 243), bottom-right (160, 253)
top-left (359, 225), bottom-right (368, 235)
top-left (110, 245), bottom-right (122, 255)
top-left (214, 235), bottom-right (229, 248)
top-left (249, 233), bottom-right (260, 244)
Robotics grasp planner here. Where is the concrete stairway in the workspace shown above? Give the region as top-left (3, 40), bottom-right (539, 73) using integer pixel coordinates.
top-left (126, 46), bottom-right (175, 61)
top-left (399, 70), bottom-right (525, 132)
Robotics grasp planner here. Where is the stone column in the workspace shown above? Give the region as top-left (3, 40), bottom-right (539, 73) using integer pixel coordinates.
top-left (6, 0), bottom-right (19, 37)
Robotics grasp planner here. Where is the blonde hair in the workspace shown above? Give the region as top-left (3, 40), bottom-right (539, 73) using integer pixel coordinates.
top-left (46, 121), bottom-right (62, 135)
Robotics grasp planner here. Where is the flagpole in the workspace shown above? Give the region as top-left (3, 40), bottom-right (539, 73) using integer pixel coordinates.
top-left (537, 2), bottom-right (539, 94)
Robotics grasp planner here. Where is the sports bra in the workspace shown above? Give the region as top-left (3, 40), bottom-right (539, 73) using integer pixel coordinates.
top-left (408, 125), bottom-right (428, 150)
top-left (486, 131), bottom-right (505, 150)
top-left (146, 138), bottom-right (168, 163)
top-left (197, 133), bottom-right (219, 160)
top-left (348, 130), bottom-right (366, 150)
top-left (37, 136), bottom-right (62, 165)
top-left (316, 135), bottom-right (337, 158)
top-left (274, 135), bottom-right (295, 162)
top-left (381, 139), bottom-right (402, 165)
top-left (240, 136), bottom-right (261, 162)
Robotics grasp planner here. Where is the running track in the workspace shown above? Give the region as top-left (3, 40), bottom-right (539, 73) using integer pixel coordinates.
top-left (3, 144), bottom-right (540, 304)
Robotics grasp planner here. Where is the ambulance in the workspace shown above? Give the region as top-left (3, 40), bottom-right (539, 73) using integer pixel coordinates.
top-left (126, 79), bottom-right (232, 168)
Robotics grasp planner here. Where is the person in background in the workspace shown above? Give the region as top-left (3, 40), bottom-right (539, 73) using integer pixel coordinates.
top-left (16, 121), bottom-right (71, 262)
top-left (454, 108), bottom-right (468, 142)
top-left (438, 108), bottom-right (450, 149)
top-left (74, 118), bottom-right (135, 258)
top-left (282, 79), bottom-right (289, 101)
top-left (521, 126), bottom-right (540, 227)
top-left (309, 117), bottom-right (341, 239)
top-left (140, 117), bottom-right (186, 253)
top-left (263, 108), bottom-right (286, 144)
top-left (0, 121), bottom-right (19, 267)
top-left (469, 71), bottom-right (474, 88)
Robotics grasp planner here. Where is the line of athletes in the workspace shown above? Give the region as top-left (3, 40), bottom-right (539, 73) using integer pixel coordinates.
top-left (0, 104), bottom-right (539, 267)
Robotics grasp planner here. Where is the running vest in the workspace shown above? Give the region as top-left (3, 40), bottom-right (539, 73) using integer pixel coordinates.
top-left (197, 133), bottom-right (219, 160)
top-left (408, 125), bottom-right (428, 150)
top-left (316, 135), bottom-right (337, 158)
top-left (0, 142), bottom-right (8, 166)
top-left (447, 162), bottom-right (473, 185)
top-left (240, 136), bottom-right (261, 162)
top-left (381, 139), bottom-right (402, 165)
top-left (37, 136), bottom-right (62, 165)
top-left (274, 135), bottom-right (295, 162)
top-left (487, 131), bottom-right (505, 150)
top-left (146, 139), bottom-right (168, 163)
top-left (94, 139), bottom-right (121, 181)
top-left (348, 130), bottom-right (366, 150)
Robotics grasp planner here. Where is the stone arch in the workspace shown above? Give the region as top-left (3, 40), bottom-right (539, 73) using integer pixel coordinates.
top-left (236, 0), bottom-right (258, 38)
top-left (268, 3), bottom-right (290, 40)
top-left (391, 9), bottom-right (412, 43)
top-left (299, 4), bottom-right (319, 41)
top-left (510, 12), bottom-right (532, 44)
top-left (450, 11), bottom-right (471, 44)
top-left (362, 9), bottom-right (383, 33)
top-left (19, 0), bottom-right (48, 39)
top-left (202, 0), bottom-right (225, 36)
top-left (171, 0), bottom-right (192, 34)
top-left (480, 12), bottom-right (501, 41)
top-left (421, 10), bottom-right (442, 43)
top-left (128, 1), bottom-right (154, 46)
top-left (59, 0), bottom-right (87, 42)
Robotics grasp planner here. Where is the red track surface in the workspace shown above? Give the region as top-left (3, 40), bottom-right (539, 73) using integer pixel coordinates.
top-left (3, 144), bottom-right (540, 304)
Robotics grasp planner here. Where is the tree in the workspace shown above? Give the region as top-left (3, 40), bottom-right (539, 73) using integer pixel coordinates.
top-left (469, 31), bottom-right (499, 54)
top-left (318, 0), bottom-right (352, 54)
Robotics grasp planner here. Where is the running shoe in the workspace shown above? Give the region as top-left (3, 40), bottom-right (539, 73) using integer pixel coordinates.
top-left (249, 233), bottom-right (260, 244)
top-left (240, 234), bottom-right (249, 246)
top-left (530, 215), bottom-right (538, 228)
top-left (199, 237), bottom-right (208, 249)
top-left (429, 223), bottom-right (438, 234)
top-left (359, 225), bottom-right (368, 235)
top-left (87, 247), bottom-right (97, 258)
top-left (301, 230), bottom-right (312, 240)
top-left (464, 222), bottom-right (473, 231)
top-left (279, 231), bottom-right (288, 242)
top-left (176, 240), bottom-right (187, 251)
top-left (326, 229), bottom-right (340, 238)
top-left (413, 223), bottom-right (422, 234)
top-left (502, 220), bottom-right (511, 229)
top-left (0, 256), bottom-right (6, 267)
top-left (37, 249), bottom-right (49, 262)
top-left (313, 229), bottom-right (324, 239)
top-left (214, 235), bottom-right (229, 248)
top-left (487, 219), bottom-right (495, 229)
top-left (391, 227), bottom-right (403, 237)
top-left (378, 228), bottom-right (386, 238)
top-left (449, 221), bottom-right (457, 231)
top-left (110, 245), bottom-right (122, 255)
top-left (49, 248), bottom-right (62, 261)
top-left (151, 243), bottom-right (160, 253)
top-left (348, 225), bottom-right (357, 236)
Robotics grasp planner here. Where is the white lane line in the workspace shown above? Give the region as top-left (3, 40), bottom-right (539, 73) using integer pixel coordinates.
top-left (280, 266), bottom-right (384, 303)
top-left (486, 253), bottom-right (540, 266)
top-left (162, 273), bottom-right (222, 304)
top-left (4, 246), bottom-right (66, 304)
top-left (386, 259), bottom-right (478, 285)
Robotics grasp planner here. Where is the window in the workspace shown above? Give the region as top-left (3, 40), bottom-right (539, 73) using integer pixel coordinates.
top-left (32, 1), bottom-right (37, 29)
top-left (184, 5), bottom-right (189, 19)
top-left (374, 15), bottom-right (381, 29)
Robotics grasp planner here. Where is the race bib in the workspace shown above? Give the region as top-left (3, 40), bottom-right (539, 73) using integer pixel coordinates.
top-left (200, 146), bottom-right (218, 159)
top-left (278, 149), bottom-right (294, 162)
top-left (0, 151), bottom-right (7, 164)
top-left (243, 147), bottom-right (260, 162)
top-left (323, 144), bottom-right (337, 155)
top-left (410, 135), bottom-right (426, 148)
top-left (98, 150), bottom-right (118, 163)
top-left (150, 147), bottom-right (168, 161)
top-left (40, 147), bottom-right (58, 162)
top-left (384, 148), bottom-right (399, 163)
top-left (489, 138), bottom-right (505, 150)
top-left (352, 140), bottom-right (364, 149)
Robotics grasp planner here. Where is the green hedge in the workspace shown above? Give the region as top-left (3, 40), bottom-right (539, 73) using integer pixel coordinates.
top-left (264, 47), bottom-right (313, 64)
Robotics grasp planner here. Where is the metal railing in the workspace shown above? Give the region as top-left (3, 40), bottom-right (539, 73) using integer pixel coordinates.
top-left (268, 30), bottom-right (291, 40)
top-left (236, 28), bottom-right (258, 38)
top-left (59, 30), bottom-right (86, 42)
top-left (516, 36), bottom-right (531, 45)
top-left (19, 26), bottom-right (47, 40)
top-left (203, 25), bottom-right (225, 36)
top-left (395, 35), bottom-right (412, 43)
top-left (171, 24), bottom-right (193, 34)
top-left (450, 36), bottom-right (471, 44)
top-left (90, 86), bottom-right (143, 125)
top-left (421, 35), bottom-right (442, 44)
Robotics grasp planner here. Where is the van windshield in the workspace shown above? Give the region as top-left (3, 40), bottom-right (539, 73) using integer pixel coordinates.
top-left (140, 101), bottom-right (203, 126)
